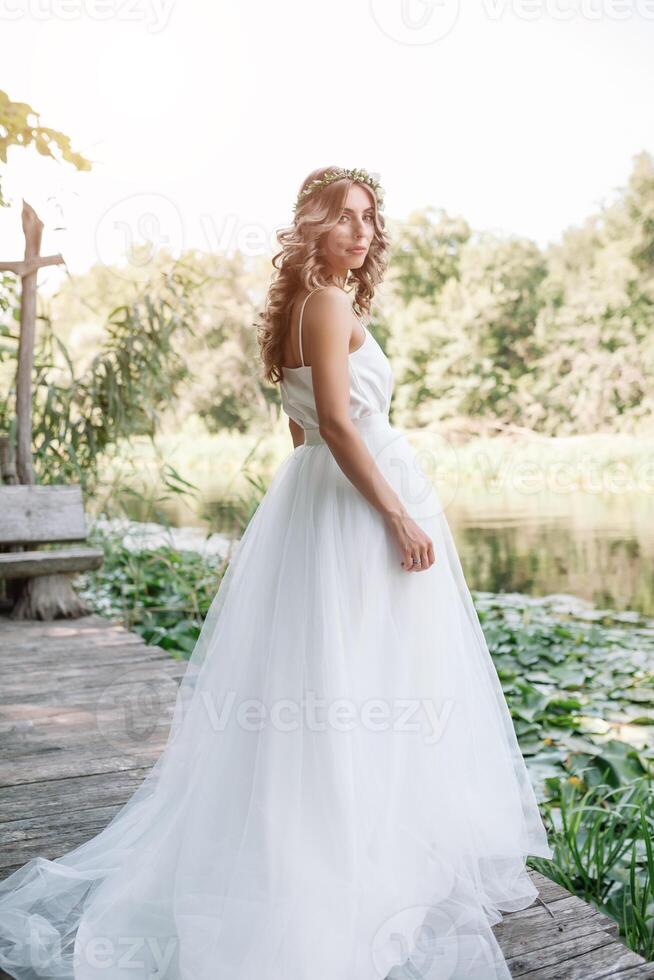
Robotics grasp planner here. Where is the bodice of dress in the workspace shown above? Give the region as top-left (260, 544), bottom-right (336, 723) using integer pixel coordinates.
top-left (279, 292), bottom-right (394, 431)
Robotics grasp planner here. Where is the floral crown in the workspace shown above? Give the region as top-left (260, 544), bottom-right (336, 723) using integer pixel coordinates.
top-left (293, 168), bottom-right (384, 213)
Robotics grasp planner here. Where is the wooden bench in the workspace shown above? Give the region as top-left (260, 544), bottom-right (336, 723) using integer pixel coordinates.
top-left (0, 484), bottom-right (104, 619)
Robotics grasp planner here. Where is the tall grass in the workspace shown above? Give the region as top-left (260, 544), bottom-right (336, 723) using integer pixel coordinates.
top-left (532, 777), bottom-right (654, 959)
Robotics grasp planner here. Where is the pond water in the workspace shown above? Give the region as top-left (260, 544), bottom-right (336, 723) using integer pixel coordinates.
top-left (444, 488), bottom-right (654, 617)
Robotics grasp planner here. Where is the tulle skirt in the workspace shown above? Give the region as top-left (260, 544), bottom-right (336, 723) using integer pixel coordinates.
top-left (0, 410), bottom-right (552, 980)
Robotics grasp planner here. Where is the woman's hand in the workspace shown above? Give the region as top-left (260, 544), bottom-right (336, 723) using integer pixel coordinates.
top-left (384, 511), bottom-right (436, 572)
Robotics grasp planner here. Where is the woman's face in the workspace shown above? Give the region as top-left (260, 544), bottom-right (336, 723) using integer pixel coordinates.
top-left (322, 182), bottom-right (376, 279)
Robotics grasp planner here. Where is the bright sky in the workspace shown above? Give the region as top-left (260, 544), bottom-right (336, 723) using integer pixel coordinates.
top-left (1, 0), bottom-right (653, 295)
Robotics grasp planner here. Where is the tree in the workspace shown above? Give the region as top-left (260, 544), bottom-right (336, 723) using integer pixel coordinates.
top-left (0, 88), bottom-right (92, 209)
top-left (387, 206), bottom-right (470, 305)
top-left (531, 151), bottom-right (654, 434)
top-left (389, 226), bottom-right (547, 430)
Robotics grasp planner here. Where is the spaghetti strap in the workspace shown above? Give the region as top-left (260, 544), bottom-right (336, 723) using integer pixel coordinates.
top-left (297, 288), bottom-right (322, 368)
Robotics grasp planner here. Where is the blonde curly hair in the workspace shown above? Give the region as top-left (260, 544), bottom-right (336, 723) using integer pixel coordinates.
top-left (257, 166), bottom-right (391, 384)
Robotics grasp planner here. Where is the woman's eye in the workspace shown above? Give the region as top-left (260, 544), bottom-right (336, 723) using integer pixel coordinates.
top-left (339, 214), bottom-right (374, 223)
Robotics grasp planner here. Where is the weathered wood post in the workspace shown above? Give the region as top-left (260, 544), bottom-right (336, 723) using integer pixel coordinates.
top-left (0, 200), bottom-right (91, 618)
top-left (1, 202), bottom-right (65, 478)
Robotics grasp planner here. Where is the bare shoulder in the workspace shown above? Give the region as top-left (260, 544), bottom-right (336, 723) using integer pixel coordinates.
top-left (305, 285), bottom-right (352, 317)
top-left (303, 286), bottom-right (353, 334)
top-left (301, 287), bottom-right (354, 363)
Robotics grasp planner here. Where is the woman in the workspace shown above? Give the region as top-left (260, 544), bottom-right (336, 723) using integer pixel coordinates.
top-left (0, 167), bottom-right (551, 980)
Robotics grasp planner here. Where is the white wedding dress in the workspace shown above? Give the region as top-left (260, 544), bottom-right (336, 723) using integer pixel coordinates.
top-left (0, 289), bottom-right (552, 980)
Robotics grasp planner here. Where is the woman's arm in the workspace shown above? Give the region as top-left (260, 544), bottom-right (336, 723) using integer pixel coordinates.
top-left (303, 286), bottom-right (434, 571)
top-left (288, 416), bottom-right (305, 449)
top-left (303, 286), bottom-right (404, 517)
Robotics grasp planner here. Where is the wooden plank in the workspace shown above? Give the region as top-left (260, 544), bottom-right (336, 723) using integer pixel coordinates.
top-left (611, 966), bottom-right (654, 978)
top-left (516, 940), bottom-right (654, 978)
top-left (0, 612), bottom-right (184, 796)
top-left (499, 891), bottom-right (620, 937)
top-left (526, 869), bottom-right (577, 905)
top-left (0, 768), bottom-right (153, 821)
top-left (1, 808), bottom-right (129, 868)
top-left (0, 750), bottom-right (171, 789)
top-left (0, 613), bottom-right (120, 638)
top-left (0, 620), bottom-right (146, 644)
top-left (1, 661), bottom-right (183, 699)
top-left (508, 929), bottom-right (623, 976)
top-left (0, 640), bottom-right (159, 670)
top-left (0, 484), bottom-right (88, 545)
top-left (0, 545), bottom-right (104, 578)
top-left (497, 896), bottom-right (620, 963)
top-left (0, 725), bottom-right (177, 766)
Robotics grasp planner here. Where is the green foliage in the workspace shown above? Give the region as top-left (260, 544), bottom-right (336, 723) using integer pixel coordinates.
top-left (388, 150), bottom-right (654, 436)
top-left (623, 811), bottom-right (654, 959)
top-left (44, 249), bottom-right (276, 437)
top-left (530, 153), bottom-right (654, 434)
top-left (0, 273), bottom-right (19, 434)
top-left (626, 151), bottom-right (654, 275)
top-left (76, 441), bottom-right (272, 653)
top-left (21, 264), bottom-right (202, 494)
top-left (387, 207), bottom-right (471, 304)
top-left (391, 234), bottom-right (547, 426)
top-left (199, 443), bottom-right (270, 536)
top-left (532, 777), bottom-right (654, 960)
top-left (474, 592), bottom-right (654, 797)
top-left (481, 591), bottom-right (654, 960)
top-left (0, 88), bottom-right (92, 207)
top-left (165, 251), bottom-right (275, 434)
top-left (79, 526), bottom-right (229, 658)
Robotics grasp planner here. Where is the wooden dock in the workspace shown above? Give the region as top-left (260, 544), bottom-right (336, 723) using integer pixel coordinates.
top-left (1, 612), bottom-right (653, 979)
